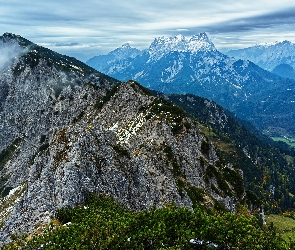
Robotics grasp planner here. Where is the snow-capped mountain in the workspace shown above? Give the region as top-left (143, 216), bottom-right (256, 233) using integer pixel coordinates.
top-left (86, 33), bottom-right (295, 137)
top-left (147, 33), bottom-right (216, 62)
top-left (226, 40), bottom-right (295, 71)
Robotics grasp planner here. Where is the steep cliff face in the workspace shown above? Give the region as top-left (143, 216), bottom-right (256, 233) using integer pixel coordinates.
top-left (0, 34), bottom-right (244, 244)
top-left (0, 80), bottom-right (242, 244)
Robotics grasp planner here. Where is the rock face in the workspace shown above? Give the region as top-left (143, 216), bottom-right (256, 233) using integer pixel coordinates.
top-left (0, 34), bottom-right (245, 245)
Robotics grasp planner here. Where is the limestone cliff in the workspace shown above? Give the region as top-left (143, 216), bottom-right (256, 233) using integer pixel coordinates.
top-left (0, 34), bottom-right (243, 244)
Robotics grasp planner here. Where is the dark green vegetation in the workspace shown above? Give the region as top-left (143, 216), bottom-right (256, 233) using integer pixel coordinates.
top-left (145, 97), bottom-right (187, 135)
top-left (113, 144), bottom-right (130, 158)
top-left (94, 83), bottom-right (120, 109)
top-left (162, 93), bottom-right (295, 212)
top-left (266, 214), bottom-right (295, 243)
top-left (0, 138), bottom-right (21, 198)
top-left (3, 194), bottom-right (289, 249)
top-left (0, 138), bottom-right (21, 171)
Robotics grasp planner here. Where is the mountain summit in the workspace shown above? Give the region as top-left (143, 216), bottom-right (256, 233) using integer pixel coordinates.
top-left (147, 33), bottom-right (216, 61)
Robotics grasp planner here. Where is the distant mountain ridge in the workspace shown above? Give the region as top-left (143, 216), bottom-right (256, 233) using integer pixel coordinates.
top-left (86, 33), bottom-right (295, 137)
top-left (86, 43), bottom-right (142, 75)
top-left (271, 63), bottom-right (295, 79)
top-left (147, 33), bottom-right (216, 61)
top-left (226, 40), bottom-right (295, 72)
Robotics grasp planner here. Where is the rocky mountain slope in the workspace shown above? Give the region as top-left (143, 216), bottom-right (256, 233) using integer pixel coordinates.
top-left (226, 41), bottom-right (295, 72)
top-left (158, 92), bottom-right (295, 211)
top-left (86, 33), bottom-right (295, 137)
top-left (272, 63), bottom-right (295, 80)
top-left (86, 43), bottom-right (142, 76)
top-left (0, 34), bottom-right (251, 245)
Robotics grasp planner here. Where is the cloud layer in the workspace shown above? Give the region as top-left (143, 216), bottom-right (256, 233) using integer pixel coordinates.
top-left (1, 0), bottom-right (295, 60)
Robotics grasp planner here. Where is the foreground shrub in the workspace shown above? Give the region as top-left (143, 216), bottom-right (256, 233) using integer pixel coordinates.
top-left (4, 194), bottom-right (288, 249)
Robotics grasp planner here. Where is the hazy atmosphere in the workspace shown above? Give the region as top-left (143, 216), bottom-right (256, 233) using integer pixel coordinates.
top-left (1, 1), bottom-right (295, 59)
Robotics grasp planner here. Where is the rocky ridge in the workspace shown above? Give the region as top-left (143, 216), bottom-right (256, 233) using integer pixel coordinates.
top-left (0, 34), bottom-right (244, 245)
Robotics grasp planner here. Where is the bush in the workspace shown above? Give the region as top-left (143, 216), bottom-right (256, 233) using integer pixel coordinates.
top-left (3, 194), bottom-right (288, 249)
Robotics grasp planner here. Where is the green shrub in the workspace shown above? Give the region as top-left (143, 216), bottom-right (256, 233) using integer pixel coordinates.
top-left (39, 143), bottom-right (49, 152)
top-left (3, 194), bottom-right (288, 249)
top-left (201, 140), bottom-right (210, 155)
top-left (113, 144), bottom-right (130, 158)
top-left (0, 138), bottom-right (21, 170)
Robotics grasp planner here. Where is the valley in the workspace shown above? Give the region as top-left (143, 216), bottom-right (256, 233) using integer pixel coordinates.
top-left (272, 137), bottom-right (295, 148)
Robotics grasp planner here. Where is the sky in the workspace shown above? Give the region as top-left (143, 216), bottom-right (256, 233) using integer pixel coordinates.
top-left (1, 0), bottom-right (295, 61)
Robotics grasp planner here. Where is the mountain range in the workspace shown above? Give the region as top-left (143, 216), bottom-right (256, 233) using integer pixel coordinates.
top-left (1, 33), bottom-right (295, 246)
top-left (226, 40), bottom-right (295, 72)
top-left (86, 33), bottom-right (295, 138)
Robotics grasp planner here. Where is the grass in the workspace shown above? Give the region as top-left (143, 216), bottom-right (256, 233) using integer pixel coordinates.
top-left (266, 214), bottom-right (295, 242)
top-left (271, 137), bottom-right (295, 147)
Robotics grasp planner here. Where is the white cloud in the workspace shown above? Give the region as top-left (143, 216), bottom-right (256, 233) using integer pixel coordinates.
top-left (1, 0), bottom-right (295, 59)
top-left (0, 42), bottom-right (23, 70)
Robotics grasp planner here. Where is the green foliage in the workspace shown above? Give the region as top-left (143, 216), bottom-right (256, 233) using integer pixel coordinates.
top-left (185, 185), bottom-right (205, 206)
top-left (128, 80), bottom-right (152, 96)
top-left (223, 167), bottom-right (244, 197)
top-left (201, 140), bottom-right (210, 156)
top-left (0, 138), bottom-right (21, 170)
top-left (0, 186), bottom-right (13, 198)
top-left (164, 145), bottom-right (183, 177)
top-left (3, 194), bottom-right (288, 249)
top-left (113, 144), bottom-right (130, 158)
top-left (94, 84), bottom-right (120, 110)
top-left (205, 165), bottom-right (233, 196)
top-left (40, 135), bottom-right (46, 144)
top-left (39, 143), bottom-right (49, 152)
top-left (72, 111), bottom-right (85, 123)
top-left (146, 98), bottom-right (187, 135)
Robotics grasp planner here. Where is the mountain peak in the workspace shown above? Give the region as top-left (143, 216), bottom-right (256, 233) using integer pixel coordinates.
top-left (148, 33), bottom-right (216, 61)
top-left (0, 32), bottom-right (33, 49)
top-left (109, 43), bottom-right (142, 60)
top-left (121, 43), bottom-right (132, 49)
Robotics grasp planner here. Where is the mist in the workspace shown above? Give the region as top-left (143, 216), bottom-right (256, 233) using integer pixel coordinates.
top-left (0, 42), bottom-right (23, 70)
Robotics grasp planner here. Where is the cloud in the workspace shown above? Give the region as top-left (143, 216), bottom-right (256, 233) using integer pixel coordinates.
top-left (0, 42), bottom-right (23, 70)
top-left (52, 42), bottom-right (79, 47)
top-left (201, 7), bottom-right (295, 33)
top-left (1, 0), bottom-right (295, 56)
